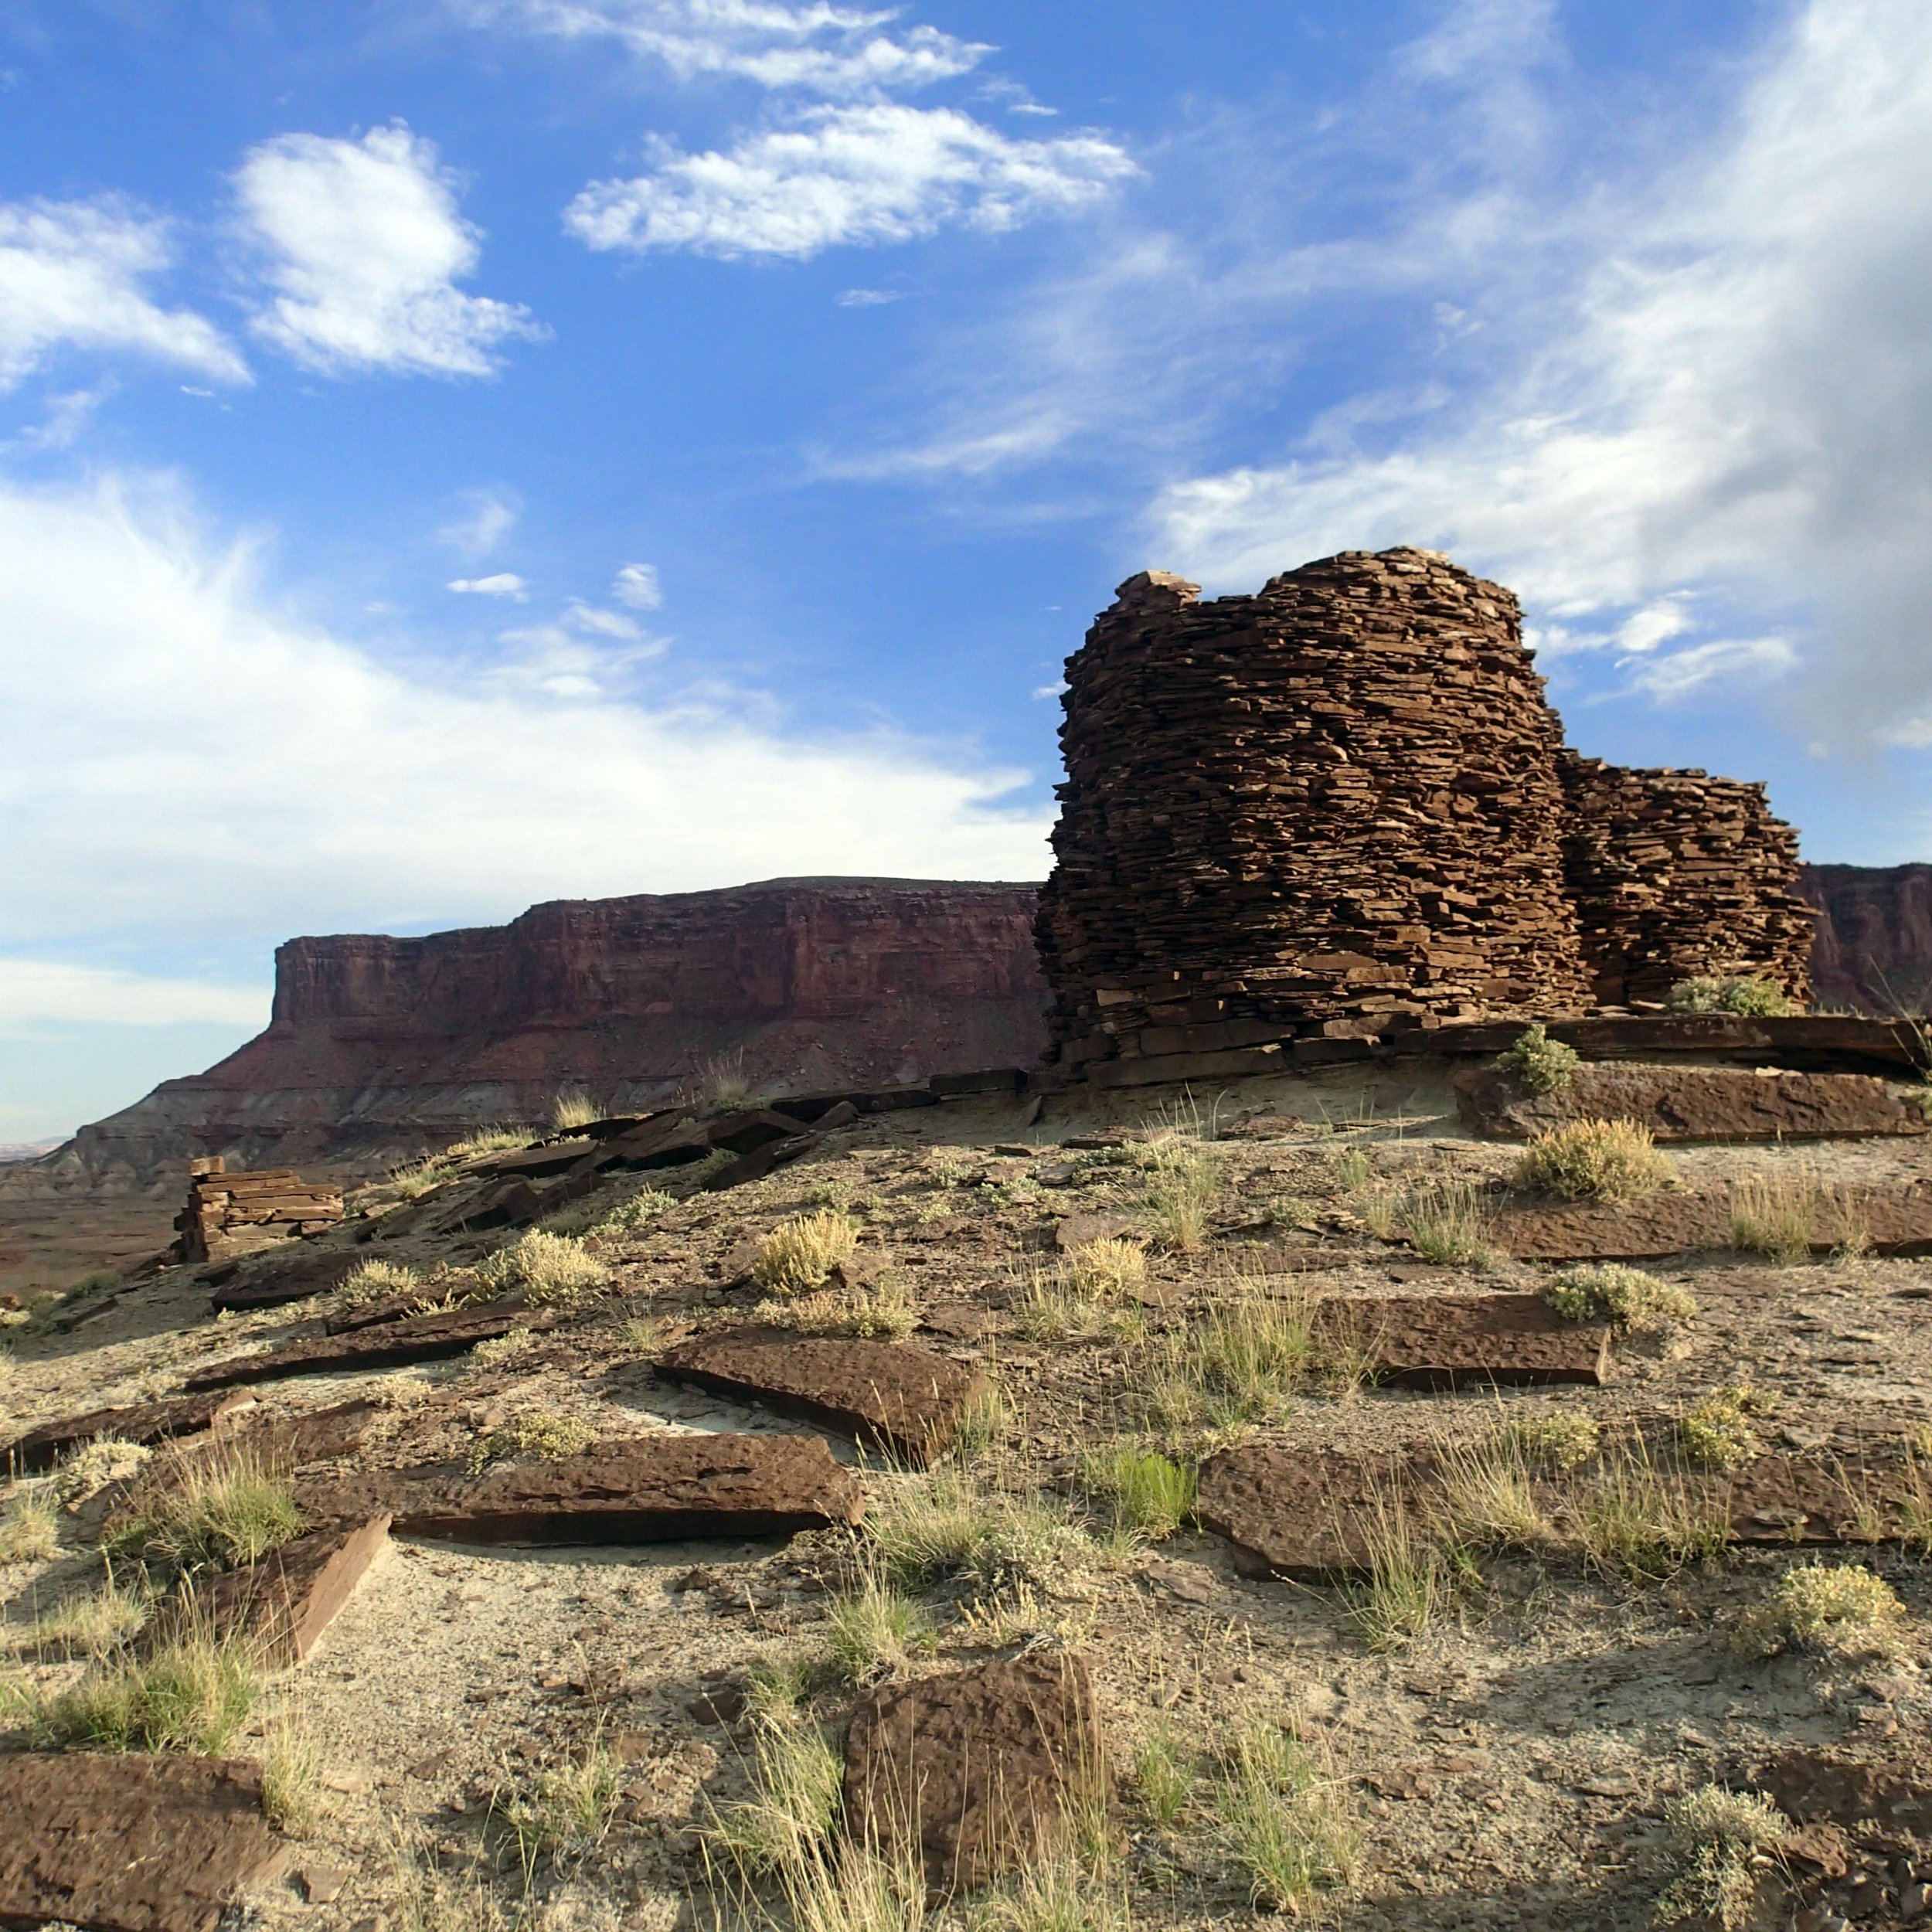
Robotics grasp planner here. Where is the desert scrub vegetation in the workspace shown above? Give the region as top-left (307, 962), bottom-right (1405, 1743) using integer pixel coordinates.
top-left (1676, 1386), bottom-right (1773, 1471)
top-left (107, 1447), bottom-right (301, 1573)
top-left (1575, 1440), bottom-right (1728, 1580)
top-left (259, 1709), bottom-right (325, 1835)
top-left (4, 1566), bottom-right (149, 1656)
top-left (1431, 1432), bottom-right (1553, 1555)
top-left (1144, 1285), bottom-right (1324, 1434)
top-left (495, 1743), bottom-right (624, 1881)
top-left (753, 1279), bottom-right (916, 1340)
top-left (1734, 1561), bottom-right (1906, 1658)
top-left (1063, 1236), bottom-right (1148, 1300)
top-left (335, 1257), bottom-right (426, 1311)
top-left (1498, 1409), bottom-right (1601, 1473)
top-left (1653, 1784), bottom-right (1787, 1930)
top-left (1393, 1175), bottom-right (1496, 1266)
top-left (1343, 1492), bottom-right (1458, 1650)
top-left (1210, 1722), bottom-right (1361, 1913)
top-left (751, 1210), bottom-right (859, 1295)
top-left (466, 1328), bottom-right (539, 1374)
top-left (466, 1410), bottom-right (596, 1475)
top-left (824, 1567), bottom-right (937, 1685)
top-left (477, 1228), bottom-right (611, 1305)
top-left (865, 1467), bottom-right (1095, 1599)
top-left (1540, 1262), bottom-right (1696, 1332)
top-left (704, 1704), bottom-right (843, 1880)
top-left (1515, 1117), bottom-right (1668, 1201)
top-left (548, 1088), bottom-right (602, 1132)
top-left (0, 1488), bottom-right (58, 1562)
top-left (1012, 1268), bottom-right (1146, 1345)
top-left (12, 1631), bottom-right (261, 1754)
top-left (1667, 974), bottom-right (1801, 1018)
top-left (1493, 1021), bottom-right (1580, 1094)
top-left (1080, 1444), bottom-right (1198, 1542)
top-left (1140, 1135), bottom-right (1223, 1251)
top-left (543, 1181), bottom-right (675, 1239)
top-left (1728, 1163), bottom-right (1866, 1263)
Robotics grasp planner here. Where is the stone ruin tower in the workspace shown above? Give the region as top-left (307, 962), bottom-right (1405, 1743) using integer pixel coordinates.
top-left (1035, 547), bottom-right (1813, 1077)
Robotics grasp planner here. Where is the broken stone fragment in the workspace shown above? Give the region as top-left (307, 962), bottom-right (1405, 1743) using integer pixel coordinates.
top-left (655, 1326), bottom-right (987, 1462)
top-left (183, 1305), bottom-right (556, 1390)
top-left (842, 1653), bottom-right (1112, 1890)
top-left (3, 1388), bottom-right (255, 1476)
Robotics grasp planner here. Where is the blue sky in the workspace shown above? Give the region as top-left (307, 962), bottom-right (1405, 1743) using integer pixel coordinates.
top-left (2, 0), bottom-right (1930, 1140)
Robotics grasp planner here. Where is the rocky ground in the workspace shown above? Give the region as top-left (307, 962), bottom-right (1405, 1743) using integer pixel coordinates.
top-left (5, 1063), bottom-right (1932, 1932)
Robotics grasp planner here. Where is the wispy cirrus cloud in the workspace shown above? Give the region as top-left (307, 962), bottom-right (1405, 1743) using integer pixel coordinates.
top-left (235, 125), bottom-right (545, 378)
top-left (566, 104), bottom-right (1137, 258)
top-left (0, 196), bottom-right (246, 389)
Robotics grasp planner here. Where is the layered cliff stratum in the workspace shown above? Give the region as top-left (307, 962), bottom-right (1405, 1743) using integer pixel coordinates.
top-left (39, 878), bottom-right (1047, 1187)
top-left (1800, 863), bottom-right (1932, 1014)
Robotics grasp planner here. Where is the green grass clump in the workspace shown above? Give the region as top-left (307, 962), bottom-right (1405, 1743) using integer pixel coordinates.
top-left (1080, 1446), bottom-right (1197, 1542)
top-left (1515, 1117), bottom-right (1668, 1201)
top-left (704, 1711), bottom-right (843, 1879)
top-left (1141, 1138), bottom-right (1222, 1252)
top-left (1667, 975), bottom-right (1801, 1018)
top-left (1396, 1177), bottom-right (1496, 1266)
top-left (1577, 1443), bottom-right (1729, 1580)
top-left (1210, 1723), bottom-right (1360, 1913)
top-left (825, 1570), bottom-right (937, 1685)
top-left (1343, 1494), bottom-right (1454, 1649)
top-left (751, 1211), bottom-right (860, 1295)
top-left (1541, 1263), bottom-right (1696, 1331)
top-left (1132, 1724), bottom-right (1196, 1832)
top-left (497, 1743), bottom-right (624, 1880)
top-left (1677, 1386), bottom-right (1771, 1471)
top-left (866, 1469), bottom-right (1090, 1597)
top-left (1654, 1784), bottom-right (1787, 1930)
top-left (109, 1448), bottom-right (301, 1572)
top-left (25, 1635), bottom-right (260, 1754)
top-left (1734, 1562), bottom-right (1906, 1658)
top-left (1493, 1022), bottom-right (1580, 1094)
top-left (0, 1489), bottom-right (59, 1562)
top-left (1146, 1287), bottom-right (1321, 1433)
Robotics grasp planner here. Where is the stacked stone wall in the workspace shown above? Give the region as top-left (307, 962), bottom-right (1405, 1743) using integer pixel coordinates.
top-left (1560, 757), bottom-right (1816, 1008)
top-left (1037, 547), bottom-right (1814, 1074)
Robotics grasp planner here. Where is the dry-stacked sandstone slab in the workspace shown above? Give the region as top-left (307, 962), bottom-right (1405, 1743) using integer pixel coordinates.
top-left (1039, 549), bottom-right (1815, 1077)
top-left (1037, 550), bottom-right (1590, 1073)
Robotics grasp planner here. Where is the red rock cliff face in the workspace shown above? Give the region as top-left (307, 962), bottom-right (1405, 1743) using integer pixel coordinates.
top-left (1800, 864), bottom-right (1932, 1013)
top-left (54, 878), bottom-right (1048, 1184)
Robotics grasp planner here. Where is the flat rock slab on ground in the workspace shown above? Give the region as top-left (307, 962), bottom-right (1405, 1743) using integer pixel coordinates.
top-left (1495, 1185), bottom-right (1932, 1261)
top-left (183, 1304), bottom-right (555, 1389)
top-left (207, 1248), bottom-right (363, 1314)
top-left (1719, 1451), bottom-right (1929, 1545)
top-left (161, 1515), bottom-right (390, 1665)
top-left (0, 1752), bottom-right (287, 1932)
top-left (842, 1652), bottom-right (1111, 1890)
top-left (1752, 1750), bottom-right (1932, 1835)
top-left (1455, 1063), bottom-right (1925, 1142)
top-left (4, 1389), bottom-right (255, 1475)
top-left (654, 1327), bottom-right (987, 1462)
top-left (298, 1434), bottom-right (862, 1543)
top-left (1196, 1444), bottom-right (1440, 1579)
top-left (1318, 1292), bottom-right (1614, 1387)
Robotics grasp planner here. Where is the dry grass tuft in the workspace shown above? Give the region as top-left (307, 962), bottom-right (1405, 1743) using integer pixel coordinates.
top-left (1063, 1236), bottom-right (1148, 1300)
top-left (1668, 975), bottom-right (1801, 1018)
top-left (1575, 1440), bottom-right (1728, 1580)
top-left (0, 1488), bottom-right (58, 1562)
top-left (1343, 1490), bottom-right (1453, 1650)
top-left (1514, 1118), bottom-right (1668, 1201)
top-left (1395, 1177), bottom-right (1497, 1266)
top-left (260, 1708), bottom-right (326, 1835)
top-left (752, 1212), bottom-right (860, 1295)
top-left (754, 1279), bottom-right (916, 1340)
top-left (1209, 1723), bottom-right (1361, 1913)
top-left (1139, 1134), bottom-right (1223, 1252)
top-left (1734, 1561), bottom-right (1906, 1658)
top-left (1145, 1284), bottom-right (1321, 1434)
top-left (4, 1566), bottom-right (149, 1655)
top-left (496, 1742), bottom-right (624, 1879)
top-left (1432, 1434), bottom-right (1553, 1553)
top-left (1729, 1164), bottom-right (1868, 1263)
top-left (549, 1089), bottom-right (603, 1132)
top-left (107, 1446), bottom-right (301, 1573)
top-left (335, 1257), bottom-right (425, 1310)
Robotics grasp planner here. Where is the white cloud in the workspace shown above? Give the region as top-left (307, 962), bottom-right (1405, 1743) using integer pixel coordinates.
top-left (566, 103), bottom-right (1136, 258)
top-left (437, 486), bottom-right (519, 556)
top-left (611, 560), bottom-right (662, 607)
top-left (0, 471), bottom-right (1048, 956)
top-left (236, 125), bottom-right (544, 378)
top-left (835, 285), bottom-right (903, 307)
top-left (0, 196), bottom-right (246, 389)
top-left (448, 573), bottom-right (530, 599)
top-left (1144, 0), bottom-right (1932, 736)
top-left (0, 958), bottom-right (265, 1035)
top-left (459, 0), bottom-right (988, 95)
top-left (565, 599), bottom-right (643, 638)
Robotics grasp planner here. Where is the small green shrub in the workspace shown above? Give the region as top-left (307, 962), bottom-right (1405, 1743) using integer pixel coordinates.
top-left (1541, 1263), bottom-right (1696, 1331)
top-left (1210, 1723), bottom-right (1361, 1913)
top-left (1655, 1784), bottom-right (1787, 1930)
top-left (497, 1744), bottom-right (623, 1879)
top-left (1494, 1022), bottom-right (1580, 1094)
top-left (478, 1229), bottom-right (611, 1306)
top-left (1080, 1446), bottom-right (1197, 1542)
top-left (1668, 976), bottom-right (1801, 1018)
top-left (1677, 1387), bottom-right (1771, 1471)
top-left (109, 1449), bottom-right (301, 1572)
top-left (1515, 1118), bottom-right (1668, 1201)
top-left (466, 1410), bottom-right (595, 1476)
top-left (336, 1258), bottom-right (424, 1310)
top-left (28, 1635), bottom-right (260, 1753)
top-left (1499, 1410), bottom-right (1600, 1472)
top-left (751, 1211), bottom-right (859, 1295)
top-left (1734, 1562), bottom-right (1906, 1658)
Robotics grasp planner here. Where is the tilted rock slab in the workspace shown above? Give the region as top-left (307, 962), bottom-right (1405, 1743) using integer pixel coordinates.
top-left (0, 1752), bottom-right (288, 1932)
top-left (1753, 1749), bottom-right (1932, 1835)
top-left (655, 1326), bottom-right (987, 1463)
top-left (1318, 1292), bottom-right (1614, 1387)
top-left (842, 1653), bottom-right (1112, 1890)
top-left (1456, 1063), bottom-right (1925, 1141)
top-left (298, 1434), bottom-right (862, 1544)
top-left (1495, 1185), bottom-right (1932, 1261)
top-left (151, 1516), bottom-right (389, 1665)
top-left (4, 1389), bottom-right (255, 1476)
top-left (184, 1304), bottom-right (556, 1389)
